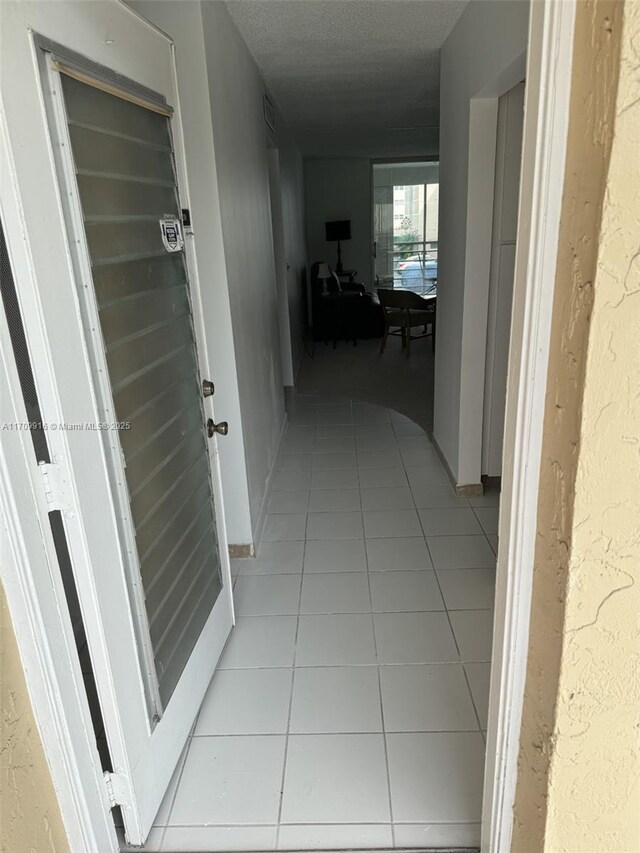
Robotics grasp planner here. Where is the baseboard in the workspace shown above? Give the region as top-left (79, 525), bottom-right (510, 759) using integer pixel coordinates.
top-left (250, 410), bottom-right (289, 554)
top-left (294, 335), bottom-right (307, 379)
top-left (228, 543), bottom-right (252, 559)
top-left (431, 433), bottom-right (484, 497)
top-left (430, 431), bottom-right (459, 490)
top-left (455, 482), bottom-right (484, 497)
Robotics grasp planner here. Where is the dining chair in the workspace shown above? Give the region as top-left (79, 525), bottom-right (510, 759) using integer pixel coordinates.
top-left (377, 287), bottom-right (437, 358)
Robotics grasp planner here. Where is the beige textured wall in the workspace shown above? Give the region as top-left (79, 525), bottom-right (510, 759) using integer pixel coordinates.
top-left (0, 585), bottom-right (69, 853)
top-left (513, 1), bottom-right (640, 850)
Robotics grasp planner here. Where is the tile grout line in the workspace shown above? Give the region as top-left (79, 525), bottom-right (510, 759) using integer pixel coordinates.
top-left (348, 413), bottom-right (396, 843)
top-left (218, 660), bottom-right (490, 672)
top-left (156, 722), bottom-right (196, 843)
top-left (238, 567), bottom-right (495, 579)
top-left (409, 445), bottom-right (482, 735)
top-left (468, 501), bottom-right (499, 555)
top-left (421, 520), bottom-right (485, 739)
top-left (463, 504), bottom-right (498, 737)
top-left (421, 532), bottom-right (486, 784)
top-left (264, 530), bottom-right (498, 540)
top-left (274, 422), bottom-right (309, 851)
top-left (363, 408), bottom-right (396, 848)
top-left (422, 531), bottom-right (461, 660)
top-left (189, 727), bottom-right (484, 738)
top-left (235, 605), bottom-right (494, 618)
top-left (461, 661), bottom-right (487, 742)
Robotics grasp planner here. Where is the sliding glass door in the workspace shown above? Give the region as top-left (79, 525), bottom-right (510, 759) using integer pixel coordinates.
top-left (372, 162), bottom-right (439, 295)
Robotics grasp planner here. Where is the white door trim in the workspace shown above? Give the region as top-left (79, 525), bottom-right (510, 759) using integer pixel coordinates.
top-left (482, 1), bottom-right (576, 851)
top-left (0, 121), bottom-right (119, 853)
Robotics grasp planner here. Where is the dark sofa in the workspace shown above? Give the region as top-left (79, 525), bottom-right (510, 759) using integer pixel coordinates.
top-left (310, 262), bottom-right (384, 343)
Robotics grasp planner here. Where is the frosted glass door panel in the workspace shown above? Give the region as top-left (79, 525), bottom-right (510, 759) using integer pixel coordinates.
top-left (61, 74), bottom-right (222, 709)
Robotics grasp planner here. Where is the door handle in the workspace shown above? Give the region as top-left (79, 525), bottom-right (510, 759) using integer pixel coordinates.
top-left (202, 379), bottom-right (215, 397)
top-left (207, 418), bottom-right (228, 437)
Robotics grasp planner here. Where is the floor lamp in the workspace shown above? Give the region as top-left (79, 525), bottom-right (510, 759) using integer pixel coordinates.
top-left (325, 219), bottom-right (351, 274)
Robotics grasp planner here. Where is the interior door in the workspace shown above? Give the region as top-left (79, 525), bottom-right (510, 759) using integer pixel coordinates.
top-left (0, 3), bottom-right (234, 845)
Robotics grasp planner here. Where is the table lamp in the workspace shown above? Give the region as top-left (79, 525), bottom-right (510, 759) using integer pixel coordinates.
top-left (316, 262), bottom-right (332, 293)
top-left (325, 220), bottom-right (351, 273)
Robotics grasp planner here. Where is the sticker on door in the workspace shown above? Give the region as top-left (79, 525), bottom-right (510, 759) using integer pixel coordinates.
top-left (160, 214), bottom-right (184, 252)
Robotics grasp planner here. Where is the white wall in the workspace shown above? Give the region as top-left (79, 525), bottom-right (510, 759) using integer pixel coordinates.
top-left (267, 148), bottom-right (295, 386)
top-left (304, 159), bottom-right (372, 286)
top-left (276, 136), bottom-right (307, 378)
top-left (128, 0), bottom-right (252, 545)
top-left (434, 0), bottom-right (529, 487)
top-left (200, 1), bottom-right (306, 539)
top-left (131, 1), bottom-right (306, 544)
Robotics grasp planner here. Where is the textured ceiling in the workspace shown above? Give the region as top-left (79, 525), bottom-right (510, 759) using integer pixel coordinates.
top-left (225, 0), bottom-right (468, 157)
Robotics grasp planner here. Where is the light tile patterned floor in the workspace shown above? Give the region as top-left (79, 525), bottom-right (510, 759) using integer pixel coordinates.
top-left (135, 397), bottom-right (498, 852)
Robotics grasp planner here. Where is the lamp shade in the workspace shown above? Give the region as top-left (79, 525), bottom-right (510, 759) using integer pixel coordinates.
top-left (325, 220), bottom-right (351, 242)
top-left (316, 262), bottom-right (331, 279)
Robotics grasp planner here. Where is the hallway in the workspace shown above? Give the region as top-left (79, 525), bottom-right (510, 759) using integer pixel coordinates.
top-left (136, 396), bottom-right (498, 852)
top-left (296, 339), bottom-right (436, 435)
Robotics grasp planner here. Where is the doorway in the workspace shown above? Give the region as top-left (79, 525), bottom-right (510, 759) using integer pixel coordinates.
top-left (372, 162), bottom-right (439, 295)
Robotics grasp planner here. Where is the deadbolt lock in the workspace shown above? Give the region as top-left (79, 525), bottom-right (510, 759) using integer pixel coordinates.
top-left (202, 379), bottom-right (215, 398)
top-left (207, 418), bottom-right (228, 438)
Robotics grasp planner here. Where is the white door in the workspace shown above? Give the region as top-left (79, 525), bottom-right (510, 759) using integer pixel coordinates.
top-left (0, 2), bottom-right (234, 845)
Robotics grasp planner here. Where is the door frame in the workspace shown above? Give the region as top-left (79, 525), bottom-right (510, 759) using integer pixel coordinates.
top-left (0, 1), bottom-right (575, 852)
top-left (482, 0), bottom-right (576, 850)
top-left (1, 118), bottom-right (118, 853)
